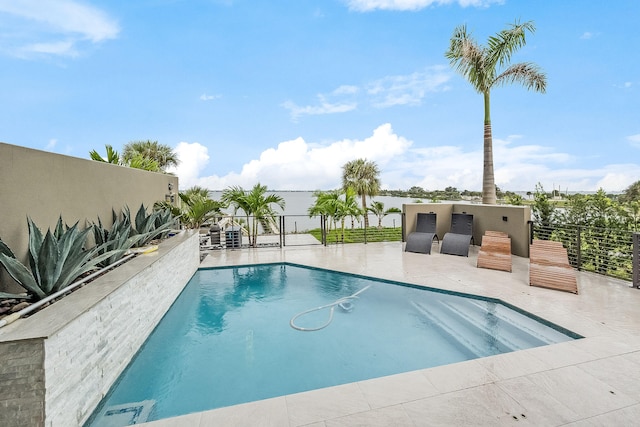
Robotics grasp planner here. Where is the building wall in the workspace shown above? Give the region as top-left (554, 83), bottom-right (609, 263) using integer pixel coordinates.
top-left (0, 142), bottom-right (178, 292)
top-left (403, 203), bottom-right (531, 257)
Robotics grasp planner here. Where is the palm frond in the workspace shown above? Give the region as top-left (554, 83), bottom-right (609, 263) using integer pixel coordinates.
top-left (487, 20), bottom-right (536, 69)
top-left (494, 62), bottom-right (547, 93)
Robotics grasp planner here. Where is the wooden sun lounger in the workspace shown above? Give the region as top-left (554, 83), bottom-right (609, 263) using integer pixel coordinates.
top-left (477, 231), bottom-right (512, 272)
top-left (529, 240), bottom-right (578, 294)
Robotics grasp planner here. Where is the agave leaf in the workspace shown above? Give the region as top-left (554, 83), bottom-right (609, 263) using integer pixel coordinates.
top-left (0, 253), bottom-right (45, 299)
top-left (92, 222), bottom-right (107, 247)
top-left (135, 204), bottom-right (148, 233)
top-left (53, 216), bottom-right (65, 240)
top-left (122, 206), bottom-right (132, 228)
top-left (27, 218), bottom-right (44, 285)
top-left (52, 227), bottom-right (93, 292)
top-left (52, 224), bottom-right (88, 289)
top-left (53, 247), bottom-right (126, 292)
top-left (0, 238), bottom-right (16, 258)
top-left (37, 230), bottom-right (59, 295)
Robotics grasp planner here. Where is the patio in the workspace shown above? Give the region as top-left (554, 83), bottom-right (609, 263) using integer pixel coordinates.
top-left (144, 242), bottom-right (640, 426)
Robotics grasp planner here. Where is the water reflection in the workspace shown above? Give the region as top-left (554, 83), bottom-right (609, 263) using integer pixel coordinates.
top-left (195, 265), bottom-right (288, 333)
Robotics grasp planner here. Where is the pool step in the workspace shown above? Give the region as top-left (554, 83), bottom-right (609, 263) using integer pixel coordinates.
top-left (411, 301), bottom-right (496, 358)
top-left (437, 299), bottom-right (551, 349)
top-left (463, 300), bottom-right (570, 345)
top-left (411, 297), bottom-right (557, 358)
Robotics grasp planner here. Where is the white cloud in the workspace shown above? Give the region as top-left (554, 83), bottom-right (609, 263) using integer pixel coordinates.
top-left (0, 0), bottom-right (119, 58)
top-left (45, 138), bottom-right (57, 150)
top-left (166, 142), bottom-right (210, 188)
top-left (199, 93), bottom-right (221, 101)
top-left (627, 134), bottom-right (640, 148)
top-left (170, 126), bottom-right (638, 193)
top-left (367, 67), bottom-right (451, 107)
top-left (173, 124), bottom-right (411, 190)
top-left (281, 96), bottom-right (357, 122)
top-left (344, 0), bottom-right (502, 12)
top-left (580, 32), bottom-right (593, 40)
top-left (282, 67), bottom-right (450, 120)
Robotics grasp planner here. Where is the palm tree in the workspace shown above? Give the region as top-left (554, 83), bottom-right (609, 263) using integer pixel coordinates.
top-left (89, 144), bottom-right (121, 164)
top-left (342, 159), bottom-right (381, 228)
top-left (222, 184), bottom-right (285, 247)
top-left (368, 201), bottom-right (402, 229)
top-left (89, 144), bottom-right (161, 172)
top-left (309, 190), bottom-right (341, 232)
top-left (154, 186), bottom-right (224, 229)
top-left (122, 140), bottom-right (179, 171)
top-left (183, 185), bottom-right (211, 199)
top-left (445, 20), bottom-right (547, 204)
top-left (342, 187), bottom-right (363, 230)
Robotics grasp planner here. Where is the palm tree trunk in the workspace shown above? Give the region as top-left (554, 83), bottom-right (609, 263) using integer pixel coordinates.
top-left (361, 194), bottom-right (369, 228)
top-left (483, 91), bottom-right (497, 205)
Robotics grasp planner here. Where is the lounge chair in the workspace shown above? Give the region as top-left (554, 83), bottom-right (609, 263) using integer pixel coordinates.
top-left (440, 213), bottom-right (474, 257)
top-left (405, 212), bottom-right (438, 254)
top-left (529, 240), bottom-right (578, 293)
top-left (477, 231), bottom-right (512, 272)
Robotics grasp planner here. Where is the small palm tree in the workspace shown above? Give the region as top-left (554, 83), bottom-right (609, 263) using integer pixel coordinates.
top-left (122, 140), bottom-right (179, 171)
top-left (309, 190), bottom-right (341, 232)
top-left (178, 193), bottom-right (225, 230)
top-left (445, 20), bottom-right (546, 204)
top-left (155, 186), bottom-right (224, 229)
top-left (368, 201), bottom-right (401, 229)
top-left (342, 159), bottom-right (381, 228)
top-left (222, 184), bottom-right (285, 247)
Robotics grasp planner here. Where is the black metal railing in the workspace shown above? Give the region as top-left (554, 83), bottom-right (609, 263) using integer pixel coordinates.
top-left (530, 222), bottom-right (639, 288)
top-left (201, 216), bottom-right (639, 288)
top-left (199, 213), bottom-right (403, 249)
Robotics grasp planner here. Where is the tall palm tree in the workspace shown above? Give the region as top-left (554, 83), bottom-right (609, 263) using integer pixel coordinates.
top-left (445, 20), bottom-right (547, 204)
top-left (122, 140), bottom-right (179, 171)
top-left (342, 159), bottom-right (381, 228)
top-left (342, 187), bottom-right (363, 230)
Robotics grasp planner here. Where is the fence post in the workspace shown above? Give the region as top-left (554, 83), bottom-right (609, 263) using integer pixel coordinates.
top-left (527, 220), bottom-right (533, 244)
top-left (401, 213), bottom-right (406, 243)
top-left (576, 226), bottom-right (582, 271)
top-left (279, 216), bottom-right (285, 248)
top-left (364, 216), bottom-right (368, 244)
top-left (633, 232), bottom-right (639, 289)
top-left (321, 215), bottom-right (327, 246)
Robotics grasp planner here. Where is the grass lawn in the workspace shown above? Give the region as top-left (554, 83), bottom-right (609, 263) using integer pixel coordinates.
top-left (308, 227), bottom-right (402, 243)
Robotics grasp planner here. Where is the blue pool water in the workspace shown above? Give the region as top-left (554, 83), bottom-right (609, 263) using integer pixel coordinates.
top-left (86, 263), bottom-right (579, 426)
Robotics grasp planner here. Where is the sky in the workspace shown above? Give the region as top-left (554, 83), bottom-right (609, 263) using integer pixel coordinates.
top-left (1, 0), bottom-right (639, 193)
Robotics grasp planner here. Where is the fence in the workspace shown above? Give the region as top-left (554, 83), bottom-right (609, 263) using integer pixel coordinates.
top-left (530, 222), bottom-right (640, 288)
top-left (199, 213), bottom-right (404, 249)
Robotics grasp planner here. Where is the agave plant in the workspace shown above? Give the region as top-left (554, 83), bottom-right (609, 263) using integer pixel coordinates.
top-left (123, 204), bottom-right (176, 247)
top-left (92, 210), bottom-right (146, 268)
top-left (0, 217), bottom-right (124, 301)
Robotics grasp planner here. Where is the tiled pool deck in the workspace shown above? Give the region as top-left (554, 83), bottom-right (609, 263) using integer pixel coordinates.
top-left (142, 242), bottom-right (640, 426)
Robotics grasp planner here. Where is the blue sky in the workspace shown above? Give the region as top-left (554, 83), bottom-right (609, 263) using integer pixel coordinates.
top-left (1, 0), bottom-right (639, 192)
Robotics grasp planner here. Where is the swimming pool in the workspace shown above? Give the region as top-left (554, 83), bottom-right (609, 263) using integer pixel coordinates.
top-left (86, 263), bottom-right (579, 426)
